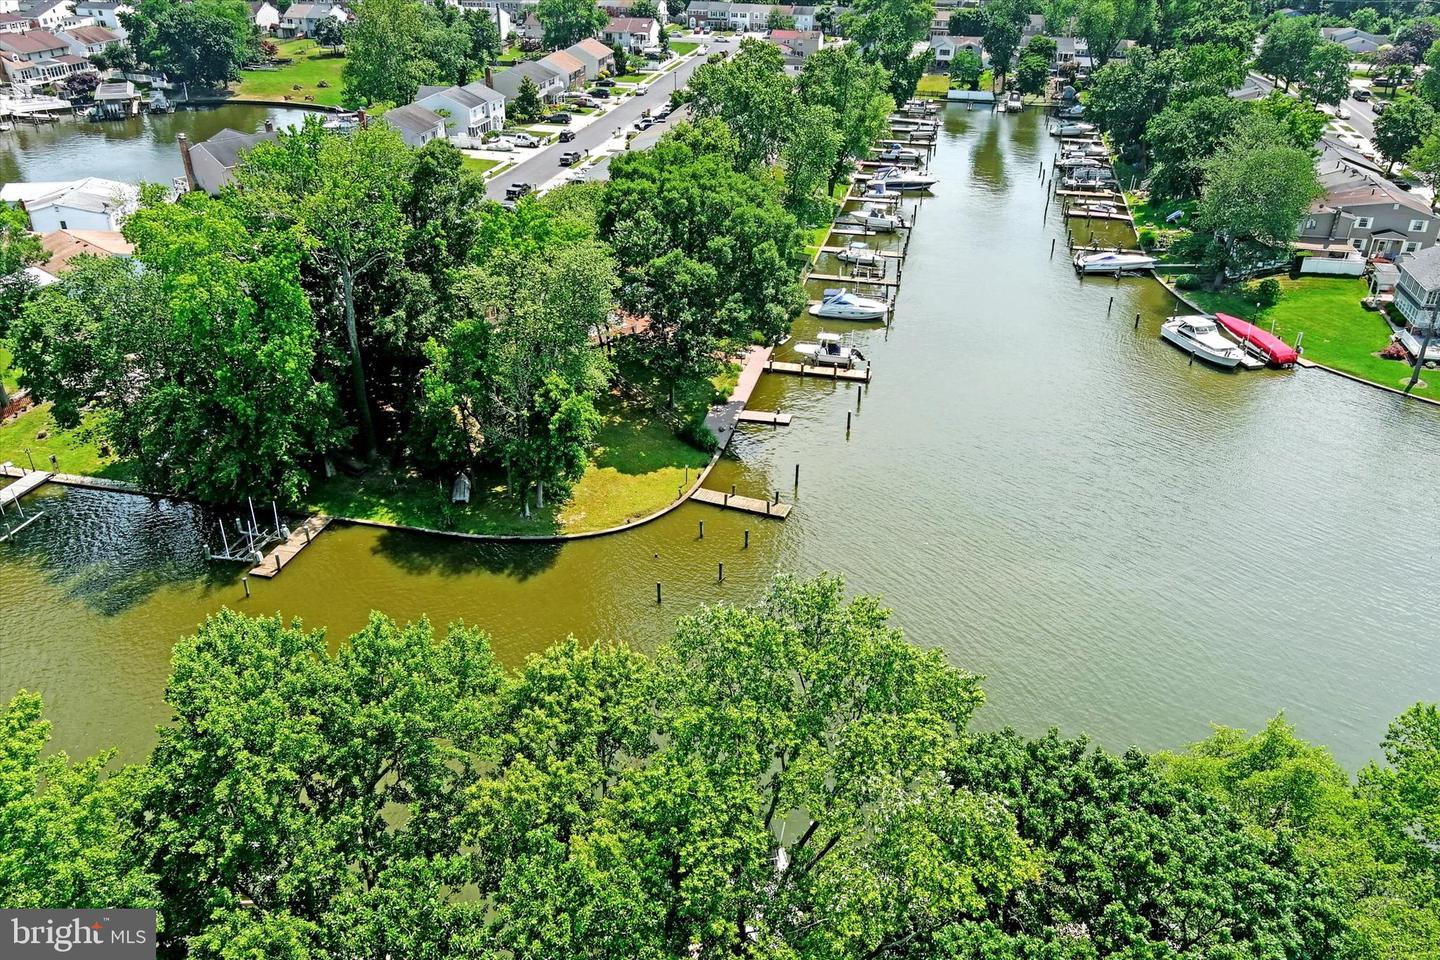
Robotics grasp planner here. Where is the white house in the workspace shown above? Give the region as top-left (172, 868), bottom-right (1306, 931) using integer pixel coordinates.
top-left (0, 177), bottom-right (138, 233)
top-left (415, 80), bottom-right (506, 137)
top-left (0, 0), bottom-right (20, 12)
top-left (0, 29), bottom-right (68, 60)
top-left (71, 0), bottom-right (129, 32)
top-left (250, 0), bottom-right (279, 32)
top-left (0, 51), bottom-right (91, 85)
top-left (59, 23), bottom-right (120, 55)
top-left (566, 36), bottom-right (615, 79)
top-left (24, 0), bottom-right (75, 30)
top-left (929, 34), bottom-right (982, 69)
top-left (490, 58), bottom-right (564, 101)
top-left (1320, 25), bottom-right (1388, 55)
top-left (600, 15), bottom-right (657, 52)
top-left (383, 102), bottom-right (447, 147)
top-left (457, 0), bottom-right (510, 38)
top-left (0, 13), bottom-right (28, 32)
top-left (276, 1), bottom-right (347, 38)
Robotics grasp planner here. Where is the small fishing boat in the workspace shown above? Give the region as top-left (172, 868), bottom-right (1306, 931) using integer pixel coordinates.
top-left (1213, 312), bottom-right (1299, 366)
top-left (795, 331), bottom-right (867, 367)
top-left (876, 145), bottom-right (924, 164)
top-left (1007, 91), bottom-right (1023, 110)
top-left (1069, 200), bottom-right (1121, 216)
top-left (1160, 315), bottom-right (1246, 368)
top-left (1073, 250), bottom-right (1156, 274)
top-left (1050, 121), bottom-right (1097, 137)
top-left (847, 205), bottom-right (904, 231)
top-left (835, 241), bottom-right (885, 268)
top-left (809, 288), bottom-right (889, 321)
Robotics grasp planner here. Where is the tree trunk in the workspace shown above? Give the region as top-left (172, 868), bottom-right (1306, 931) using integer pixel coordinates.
top-left (537, 477), bottom-right (545, 508)
top-left (341, 266), bottom-right (378, 459)
top-left (1406, 324), bottom-right (1435, 394)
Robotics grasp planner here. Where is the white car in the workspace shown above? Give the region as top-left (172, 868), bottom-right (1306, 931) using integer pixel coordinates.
top-left (567, 168), bottom-right (590, 182)
top-left (489, 137), bottom-right (516, 152)
top-left (1336, 106), bottom-right (1352, 120)
top-left (503, 131), bottom-right (540, 148)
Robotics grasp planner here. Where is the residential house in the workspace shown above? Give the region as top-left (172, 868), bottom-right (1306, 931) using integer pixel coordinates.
top-left (383, 102), bottom-right (446, 147)
top-left (1053, 36), bottom-right (1092, 71)
top-left (0, 51), bottom-right (90, 84)
top-left (182, 123), bottom-right (280, 195)
top-left (34, 227), bottom-right (132, 283)
top-left (0, 29), bottom-right (68, 60)
top-left (250, 0), bottom-right (279, 32)
top-left (566, 36), bottom-right (614, 79)
top-left (456, 0), bottom-right (510, 38)
top-left (0, 0), bottom-right (19, 12)
top-left (539, 48), bottom-right (585, 88)
top-left (72, 0), bottom-right (129, 32)
top-left (685, 2), bottom-right (814, 31)
top-left (0, 177), bottom-right (138, 232)
top-left (483, 0), bottom-right (534, 19)
top-left (0, 13), bottom-right (28, 32)
top-left (929, 34), bottom-right (981, 69)
top-left (1395, 245), bottom-right (1440, 341)
top-left (600, 15), bottom-right (657, 51)
top-left (1297, 139), bottom-right (1440, 260)
top-left (1023, 13), bottom-right (1044, 37)
top-left (490, 59), bottom-right (565, 101)
top-left (1320, 25), bottom-right (1388, 55)
top-left (768, 27), bottom-right (822, 56)
top-left (516, 10), bottom-right (543, 41)
top-left (276, 1), bottom-right (347, 38)
top-left (415, 80), bottom-right (506, 136)
top-left (601, 0), bottom-right (667, 22)
top-left (23, 0), bottom-right (74, 31)
top-left (58, 23), bottom-right (120, 55)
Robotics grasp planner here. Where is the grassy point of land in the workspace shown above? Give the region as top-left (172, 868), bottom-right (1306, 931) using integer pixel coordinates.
top-left (0, 404), bottom-right (136, 481)
top-left (1186, 276), bottom-right (1440, 401)
top-left (234, 39), bottom-right (345, 107)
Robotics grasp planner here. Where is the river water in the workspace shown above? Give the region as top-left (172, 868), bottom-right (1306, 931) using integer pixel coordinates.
top-left (4, 106), bottom-right (1438, 768)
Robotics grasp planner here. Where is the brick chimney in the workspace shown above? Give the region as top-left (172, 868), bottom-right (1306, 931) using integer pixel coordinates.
top-left (485, 66), bottom-right (495, 89)
top-left (177, 133), bottom-right (197, 192)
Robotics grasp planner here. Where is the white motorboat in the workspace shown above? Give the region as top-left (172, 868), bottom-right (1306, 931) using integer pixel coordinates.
top-left (848, 205), bottom-right (903, 231)
top-left (876, 145), bottom-right (924, 164)
top-left (795, 332), bottom-right (867, 367)
top-left (1160, 315), bottom-right (1246, 368)
top-left (1007, 92), bottom-right (1023, 110)
top-left (862, 180), bottom-right (900, 200)
top-left (1050, 122), bottom-right (1097, 137)
top-left (869, 165), bottom-right (938, 192)
top-left (1061, 174), bottom-right (1117, 191)
top-left (1069, 200), bottom-right (1120, 216)
top-left (809, 288), bottom-right (889, 321)
top-left (1073, 250), bottom-right (1157, 274)
top-left (1056, 155), bottom-right (1104, 169)
top-left (835, 241), bottom-right (885, 268)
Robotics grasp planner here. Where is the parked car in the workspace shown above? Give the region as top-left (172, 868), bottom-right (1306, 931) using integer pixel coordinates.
top-left (489, 137), bottom-right (515, 152)
top-left (544, 112), bottom-right (573, 124)
top-left (1336, 106), bottom-right (1351, 120)
top-left (559, 129), bottom-right (576, 142)
top-left (567, 168), bottom-right (590, 183)
top-left (504, 182), bottom-right (533, 200)
top-left (1375, 100), bottom-right (1387, 114)
top-left (502, 130), bottom-right (540, 147)
top-left (1354, 88), bottom-right (1373, 101)
top-left (634, 118), bottom-right (654, 132)
top-left (591, 87), bottom-right (611, 98)
top-left (596, 78), bottom-right (616, 87)
top-left (559, 149), bottom-right (587, 166)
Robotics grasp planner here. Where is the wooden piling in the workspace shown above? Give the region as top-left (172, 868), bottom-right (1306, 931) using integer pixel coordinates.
top-left (656, 581), bottom-right (662, 604)
top-left (242, 577), bottom-right (250, 598)
top-left (744, 529), bottom-right (750, 549)
top-left (699, 520), bottom-right (704, 539)
top-left (718, 562), bottom-right (724, 582)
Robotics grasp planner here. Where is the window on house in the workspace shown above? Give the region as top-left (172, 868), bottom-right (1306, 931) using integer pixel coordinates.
top-left (1406, 242), bottom-right (1421, 253)
top-left (1411, 219), bottom-right (1429, 232)
top-left (1351, 238), bottom-right (1365, 250)
top-left (1354, 216), bottom-right (1373, 229)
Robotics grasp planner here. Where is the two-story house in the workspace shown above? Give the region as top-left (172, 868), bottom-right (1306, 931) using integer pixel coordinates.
top-left (490, 59), bottom-right (565, 101)
top-left (686, 2), bottom-right (814, 31)
top-left (1320, 25), bottom-right (1388, 55)
top-left (929, 34), bottom-right (982, 69)
top-left (0, 177), bottom-right (138, 232)
top-left (600, 0), bottom-right (667, 23)
top-left (600, 15), bottom-right (657, 51)
top-left (0, 28), bottom-right (68, 60)
top-left (276, 1), bottom-right (347, 38)
top-left (1297, 140), bottom-right (1440, 261)
top-left (539, 48), bottom-right (586, 88)
top-left (0, 13), bottom-right (29, 32)
top-left (250, 0), bottom-right (279, 32)
top-left (383, 102), bottom-right (446, 148)
top-left (72, 0), bottom-right (129, 33)
top-left (58, 23), bottom-right (120, 55)
top-left (1392, 245), bottom-right (1440, 361)
top-left (23, 0), bottom-right (74, 31)
top-left (565, 36), bottom-right (614, 79)
top-left (415, 80), bottom-right (506, 137)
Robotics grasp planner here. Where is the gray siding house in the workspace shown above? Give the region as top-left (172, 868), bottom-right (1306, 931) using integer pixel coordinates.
top-left (1297, 140), bottom-right (1440, 260)
top-left (490, 60), bottom-right (565, 102)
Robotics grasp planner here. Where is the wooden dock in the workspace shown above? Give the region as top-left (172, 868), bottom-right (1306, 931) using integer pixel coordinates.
top-left (1054, 189), bottom-right (1123, 201)
top-left (0, 470), bottom-right (51, 508)
top-left (818, 245), bottom-right (903, 258)
top-left (737, 410), bottom-right (793, 426)
top-left (1064, 208), bottom-right (1133, 222)
top-left (808, 272), bottom-right (899, 289)
top-left (767, 359), bottom-right (872, 383)
top-left (690, 487), bottom-right (793, 519)
top-left (249, 515), bottom-right (332, 578)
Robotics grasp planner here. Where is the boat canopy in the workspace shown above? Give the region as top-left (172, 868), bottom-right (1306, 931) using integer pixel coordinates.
top-left (816, 332), bottom-right (843, 342)
top-left (1214, 312), bottom-right (1299, 365)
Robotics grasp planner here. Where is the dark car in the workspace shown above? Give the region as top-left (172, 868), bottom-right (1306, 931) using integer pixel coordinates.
top-left (544, 112), bottom-right (573, 124)
top-left (558, 129), bottom-right (576, 142)
top-left (559, 150), bottom-right (587, 166)
top-left (596, 78), bottom-right (616, 87)
top-left (504, 183), bottom-right (534, 200)
top-left (591, 87), bottom-right (611, 98)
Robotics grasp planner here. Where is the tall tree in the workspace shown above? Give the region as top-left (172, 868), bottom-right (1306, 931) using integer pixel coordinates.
top-left (949, 48), bottom-right (983, 89)
top-left (341, 0), bottom-right (429, 107)
top-left (1304, 40), bottom-right (1352, 105)
top-left (120, 0), bottom-right (258, 86)
top-left (981, 0), bottom-right (1025, 88)
top-left (684, 38), bottom-right (797, 168)
top-left (0, 205), bottom-right (42, 338)
top-left (511, 75), bottom-right (544, 121)
top-left (1256, 14), bottom-right (1320, 91)
top-left (797, 43), bottom-right (894, 194)
top-left (1145, 94), bottom-right (1247, 198)
top-left (1375, 95), bottom-right (1437, 173)
top-left (1407, 128), bottom-right (1440, 209)
top-left (312, 13), bottom-right (344, 51)
top-left (841, 0), bottom-right (935, 100)
top-left (536, 0), bottom-right (607, 49)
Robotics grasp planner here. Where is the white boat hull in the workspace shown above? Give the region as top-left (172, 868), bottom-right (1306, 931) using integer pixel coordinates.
top-left (809, 303), bottom-right (887, 321)
top-left (1160, 325), bottom-right (1242, 368)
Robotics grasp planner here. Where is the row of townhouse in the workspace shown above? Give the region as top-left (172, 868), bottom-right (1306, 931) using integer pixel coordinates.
top-left (0, 0), bottom-right (129, 34)
top-left (684, 2), bottom-right (816, 31)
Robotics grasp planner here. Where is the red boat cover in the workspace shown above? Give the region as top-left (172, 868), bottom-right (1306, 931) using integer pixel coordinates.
top-left (1213, 312), bottom-right (1299, 366)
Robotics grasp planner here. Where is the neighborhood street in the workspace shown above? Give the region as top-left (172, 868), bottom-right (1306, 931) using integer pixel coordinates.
top-left (484, 35), bottom-right (737, 200)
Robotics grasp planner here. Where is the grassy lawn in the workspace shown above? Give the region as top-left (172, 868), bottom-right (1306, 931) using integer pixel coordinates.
top-left (234, 39), bottom-right (345, 106)
top-left (1186, 276), bottom-right (1440, 401)
top-left (461, 156), bottom-right (500, 175)
top-left (1127, 192), bottom-right (1194, 231)
top-left (307, 369), bottom-right (734, 537)
top-left (916, 73), bottom-right (950, 97)
top-left (0, 404), bottom-right (136, 481)
top-left (670, 41), bottom-right (699, 55)
top-left (615, 71), bottom-right (659, 84)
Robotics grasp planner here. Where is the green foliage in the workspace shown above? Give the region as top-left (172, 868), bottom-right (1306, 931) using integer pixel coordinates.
top-left (312, 13), bottom-right (343, 49)
top-left (1075, 0), bottom-right (1152, 67)
top-left (797, 43), bottom-right (894, 193)
top-left (511, 75), bottom-right (544, 121)
top-left (1176, 271), bottom-right (1201, 289)
top-left (342, 0), bottom-right (484, 107)
top-left (1305, 40), bottom-right (1352, 105)
top-left (1013, 51), bottom-right (1048, 95)
top-left (766, 7), bottom-right (795, 29)
top-left (840, 0), bottom-right (935, 99)
top-left (1146, 94), bottom-right (1247, 199)
top-left (120, 0), bottom-right (259, 87)
top-left (1407, 126), bottom-right (1440, 208)
top-left (685, 38), bottom-right (796, 168)
top-left (1256, 14), bottom-right (1320, 91)
top-left (1374, 95), bottom-right (1438, 172)
top-left (1251, 89), bottom-right (1328, 148)
top-left (536, 0), bottom-right (607, 49)
top-left (1252, 276), bottom-right (1282, 307)
top-left (948, 48), bottom-right (984, 89)
top-left (0, 204), bottom-right (42, 337)
top-left (980, 0), bottom-right (1024, 82)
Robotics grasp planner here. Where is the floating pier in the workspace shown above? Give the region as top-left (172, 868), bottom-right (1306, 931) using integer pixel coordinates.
top-left (249, 515), bottom-right (332, 579)
top-left (737, 410), bottom-right (793, 426)
top-left (766, 359), bottom-right (872, 382)
top-left (818, 245), bottom-right (903, 258)
top-left (0, 470), bottom-right (51, 508)
top-left (808, 272), bottom-right (900, 289)
top-left (690, 487), bottom-right (793, 519)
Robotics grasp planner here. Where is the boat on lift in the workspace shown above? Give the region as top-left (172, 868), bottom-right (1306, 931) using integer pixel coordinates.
top-left (835, 241), bottom-right (885, 268)
top-left (868, 165), bottom-right (938, 192)
top-left (1050, 121), bottom-right (1097, 137)
top-left (876, 144), bottom-right (924, 164)
top-left (1073, 250), bottom-right (1157, 274)
top-left (1069, 199), bottom-right (1121, 216)
top-left (1213, 312), bottom-right (1299, 367)
top-left (847, 205), bottom-right (904, 231)
top-left (1160, 315), bottom-right (1247, 368)
top-left (1056, 155), bottom-right (1104, 169)
top-left (795, 331), bottom-right (868, 367)
top-left (809, 288), bottom-right (889, 321)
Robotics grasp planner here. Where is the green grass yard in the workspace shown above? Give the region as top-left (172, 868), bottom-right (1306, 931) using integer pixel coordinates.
top-left (1187, 276), bottom-right (1440, 401)
top-left (0, 405), bottom-right (136, 481)
top-left (461, 156), bottom-right (500, 175)
top-left (670, 41), bottom-right (699, 56)
top-left (234, 39), bottom-right (345, 106)
top-left (916, 73), bottom-right (950, 97)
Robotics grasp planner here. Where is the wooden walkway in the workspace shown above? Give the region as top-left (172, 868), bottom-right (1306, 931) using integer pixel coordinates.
top-left (737, 410), bottom-right (792, 426)
top-left (0, 470), bottom-right (51, 508)
top-left (818, 245), bottom-right (902, 258)
top-left (808, 272), bottom-right (899, 288)
top-left (690, 487), bottom-right (793, 519)
top-left (767, 359), bottom-right (871, 383)
top-left (1065, 208), bottom-right (1133, 222)
top-left (1054, 189), bottom-right (1123, 200)
top-left (249, 515), bottom-right (332, 578)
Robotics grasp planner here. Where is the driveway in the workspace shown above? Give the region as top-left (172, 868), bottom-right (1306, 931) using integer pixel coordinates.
top-left (485, 34), bottom-right (736, 200)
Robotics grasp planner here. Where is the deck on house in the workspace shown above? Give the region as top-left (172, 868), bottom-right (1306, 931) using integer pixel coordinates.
top-left (249, 515), bottom-right (333, 579)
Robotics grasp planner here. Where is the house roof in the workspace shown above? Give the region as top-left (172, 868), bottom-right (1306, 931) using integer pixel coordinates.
top-left (249, 0), bottom-right (275, 11)
top-left (0, 14), bottom-right (30, 25)
top-left (75, 1), bottom-right (125, 10)
top-left (769, 29), bottom-right (817, 40)
top-left (284, 2), bottom-right (336, 19)
top-left (383, 102), bottom-right (443, 138)
top-left (605, 16), bottom-right (656, 32)
top-left (0, 30), bottom-right (66, 54)
top-left (541, 49), bottom-right (584, 74)
top-left (0, 177), bottom-right (136, 214)
top-left (27, 0), bottom-right (71, 16)
top-left (418, 83), bottom-right (485, 109)
top-left (62, 24), bottom-right (119, 44)
top-left (568, 36), bottom-right (614, 60)
top-left (94, 79), bottom-right (135, 99)
top-left (191, 126), bottom-right (278, 173)
top-left (1314, 139), bottom-right (1430, 216)
top-left (38, 228), bottom-right (132, 273)
top-left (508, 59), bottom-right (563, 83)
top-left (1400, 244), bottom-right (1440, 289)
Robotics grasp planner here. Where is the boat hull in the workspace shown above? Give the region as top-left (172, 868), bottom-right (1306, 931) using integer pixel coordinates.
top-left (809, 304), bottom-right (887, 321)
top-left (1160, 326), bottom-right (1242, 368)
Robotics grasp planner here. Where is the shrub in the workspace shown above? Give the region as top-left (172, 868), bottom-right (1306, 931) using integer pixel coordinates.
top-left (317, 79), bottom-right (330, 88)
top-left (679, 417), bottom-right (718, 453)
top-left (1251, 276), bottom-right (1282, 308)
top-left (1175, 273), bottom-right (1201, 290)
top-left (1137, 227), bottom-right (1157, 250)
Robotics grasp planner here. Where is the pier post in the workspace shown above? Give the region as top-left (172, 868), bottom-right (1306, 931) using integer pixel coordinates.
top-left (718, 562), bottom-right (724, 583)
top-left (846, 411), bottom-right (852, 433)
top-left (24, 448), bottom-right (34, 472)
top-left (1050, 238), bottom-right (1055, 258)
top-left (1108, 296), bottom-right (1114, 314)
top-left (242, 577), bottom-right (250, 598)
top-left (744, 529), bottom-right (750, 549)
top-left (699, 520), bottom-right (704, 539)
top-left (794, 463), bottom-right (799, 487)
top-left (774, 489), bottom-right (780, 504)
top-left (656, 581), bottom-right (662, 604)
top-left (1134, 313), bottom-right (1140, 329)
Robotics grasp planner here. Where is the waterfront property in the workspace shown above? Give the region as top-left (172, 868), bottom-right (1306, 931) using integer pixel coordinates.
top-left (382, 102), bottom-right (446, 148)
top-left (1298, 138), bottom-right (1439, 260)
top-left (415, 81), bottom-right (507, 138)
top-left (182, 123), bottom-right (281, 195)
top-left (0, 177), bottom-right (137, 232)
